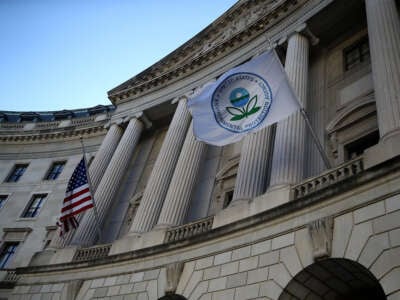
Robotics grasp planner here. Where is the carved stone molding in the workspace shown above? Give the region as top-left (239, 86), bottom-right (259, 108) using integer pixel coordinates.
top-left (165, 262), bottom-right (184, 295)
top-left (307, 216), bottom-right (334, 260)
top-left (108, 0), bottom-right (308, 103)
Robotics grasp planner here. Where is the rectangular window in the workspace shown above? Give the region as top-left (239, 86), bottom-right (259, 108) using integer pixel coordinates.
top-left (0, 195), bottom-right (8, 209)
top-left (344, 37), bottom-right (370, 71)
top-left (6, 164), bottom-right (28, 182)
top-left (45, 161), bottom-right (65, 180)
top-left (21, 194), bottom-right (47, 218)
top-left (0, 242), bottom-right (19, 269)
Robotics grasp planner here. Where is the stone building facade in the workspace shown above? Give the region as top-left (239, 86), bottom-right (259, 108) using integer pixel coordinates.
top-left (1, 0), bottom-right (400, 299)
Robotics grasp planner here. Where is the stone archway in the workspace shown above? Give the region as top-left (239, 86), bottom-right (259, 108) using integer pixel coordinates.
top-left (279, 258), bottom-right (386, 300)
top-left (158, 294), bottom-right (187, 300)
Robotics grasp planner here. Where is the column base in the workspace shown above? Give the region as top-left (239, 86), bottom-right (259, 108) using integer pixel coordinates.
top-left (49, 246), bottom-right (79, 265)
top-left (109, 229), bottom-right (167, 255)
top-left (364, 133), bottom-right (400, 169)
top-left (212, 185), bottom-right (292, 229)
top-left (229, 198), bottom-right (251, 208)
top-left (28, 249), bottom-right (57, 266)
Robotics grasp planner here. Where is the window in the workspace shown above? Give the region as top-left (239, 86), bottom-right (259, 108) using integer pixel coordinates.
top-left (345, 130), bottom-right (380, 160)
top-left (0, 242), bottom-right (19, 269)
top-left (45, 161), bottom-right (65, 180)
top-left (223, 190), bottom-right (234, 208)
top-left (344, 37), bottom-right (370, 71)
top-left (21, 194), bottom-right (47, 218)
top-left (6, 164), bottom-right (28, 182)
top-left (0, 195), bottom-right (8, 209)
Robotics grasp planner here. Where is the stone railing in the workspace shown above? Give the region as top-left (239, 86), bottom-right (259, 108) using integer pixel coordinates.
top-left (165, 216), bottom-right (214, 243)
top-left (70, 116), bottom-right (96, 127)
top-left (3, 269), bottom-right (19, 282)
top-left (72, 243), bottom-right (112, 262)
top-left (292, 157), bottom-right (364, 200)
top-left (0, 269), bottom-right (19, 288)
top-left (35, 120), bottom-right (61, 129)
top-left (0, 123), bottom-right (24, 130)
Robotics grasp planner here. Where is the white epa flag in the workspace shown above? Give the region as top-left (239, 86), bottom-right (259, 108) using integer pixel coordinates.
top-left (188, 50), bottom-right (300, 146)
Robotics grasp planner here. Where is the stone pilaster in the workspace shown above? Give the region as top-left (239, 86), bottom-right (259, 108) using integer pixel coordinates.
top-left (365, 0), bottom-right (400, 140)
top-left (155, 122), bottom-right (207, 228)
top-left (269, 32), bottom-right (309, 186)
top-left (231, 126), bottom-right (274, 205)
top-left (128, 97), bottom-right (192, 234)
top-left (71, 117), bottom-right (143, 246)
top-left (50, 123), bottom-right (124, 248)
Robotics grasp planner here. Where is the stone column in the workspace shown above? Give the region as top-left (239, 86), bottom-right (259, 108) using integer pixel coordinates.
top-left (365, 0), bottom-right (400, 140)
top-left (50, 122), bottom-right (124, 248)
top-left (231, 126), bottom-right (274, 205)
top-left (71, 117), bottom-right (143, 246)
top-left (88, 123), bottom-right (124, 190)
top-left (269, 32), bottom-right (309, 186)
top-left (155, 122), bottom-right (207, 228)
top-left (128, 97), bottom-right (192, 234)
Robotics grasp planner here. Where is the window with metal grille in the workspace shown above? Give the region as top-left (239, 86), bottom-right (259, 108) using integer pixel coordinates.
top-left (45, 161), bottom-right (65, 180)
top-left (344, 37), bottom-right (370, 71)
top-left (6, 164), bottom-right (28, 182)
top-left (21, 194), bottom-right (47, 218)
top-left (0, 195), bottom-right (8, 210)
top-left (0, 242), bottom-right (19, 269)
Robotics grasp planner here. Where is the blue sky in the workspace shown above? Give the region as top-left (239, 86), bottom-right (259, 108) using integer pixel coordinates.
top-left (0, 0), bottom-right (236, 112)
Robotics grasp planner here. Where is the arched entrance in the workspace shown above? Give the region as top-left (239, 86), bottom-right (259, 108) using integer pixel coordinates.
top-left (159, 294), bottom-right (187, 300)
top-left (279, 258), bottom-right (386, 300)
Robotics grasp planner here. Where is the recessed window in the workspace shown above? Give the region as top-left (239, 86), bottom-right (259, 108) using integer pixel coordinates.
top-left (6, 164), bottom-right (28, 182)
top-left (21, 194), bottom-right (47, 218)
top-left (45, 161), bottom-right (66, 180)
top-left (0, 242), bottom-right (19, 268)
top-left (345, 130), bottom-right (380, 160)
top-left (344, 37), bottom-right (370, 71)
top-left (223, 190), bottom-right (234, 208)
top-left (0, 195), bottom-right (8, 209)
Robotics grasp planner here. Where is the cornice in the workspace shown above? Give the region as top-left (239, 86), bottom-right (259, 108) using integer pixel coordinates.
top-left (0, 119), bottom-right (108, 144)
top-left (107, 0), bottom-right (306, 104)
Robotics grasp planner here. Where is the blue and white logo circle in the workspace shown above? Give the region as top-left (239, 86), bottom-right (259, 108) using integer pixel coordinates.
top-left (211, 72), bottom-right (272, 133)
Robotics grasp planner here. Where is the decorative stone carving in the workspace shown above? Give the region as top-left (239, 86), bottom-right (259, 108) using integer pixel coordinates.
top-left (307, 216), bottom-right (334, 260)
top-left (165, 262), bottom-right (184, 295)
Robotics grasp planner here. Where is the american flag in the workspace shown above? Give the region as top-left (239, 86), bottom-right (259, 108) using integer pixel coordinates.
top-left (59, 158), bottom-right (93, 236)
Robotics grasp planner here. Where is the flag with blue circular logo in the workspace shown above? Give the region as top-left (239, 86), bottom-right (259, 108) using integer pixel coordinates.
top-left (188, 50), bottom-right (300, 146)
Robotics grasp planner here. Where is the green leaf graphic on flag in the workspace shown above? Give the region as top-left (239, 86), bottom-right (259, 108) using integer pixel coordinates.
top-left (227, 95), bottom-right (261, 121)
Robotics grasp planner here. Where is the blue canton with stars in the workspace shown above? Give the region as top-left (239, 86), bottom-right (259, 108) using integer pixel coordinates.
top-left (66, 158), bottom-right (88, 193)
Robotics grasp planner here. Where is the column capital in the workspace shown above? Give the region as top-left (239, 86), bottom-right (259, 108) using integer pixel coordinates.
top-left (279, 24), bottom-right (319, 46)
top-left (171, 95), bottom-right (188, 105)
top-left (121, 112), bottom-right (152, 129)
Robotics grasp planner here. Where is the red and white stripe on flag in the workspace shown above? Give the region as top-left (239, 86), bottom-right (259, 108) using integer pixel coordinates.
top-left (60, 183), bottom-right (93, 221)
top-left (59, 158), bottom-right (93, 236)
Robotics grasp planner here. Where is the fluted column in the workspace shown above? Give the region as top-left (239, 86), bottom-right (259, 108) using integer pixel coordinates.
top-left (155, 122), bottom-right (207, 228)
top-left (128, 97), bottom-right (192, 234)
top-left (231, 126), bottom-right (274, 205)
top-left (50, 123), bottom-right (124, 248)
top-left (270, 32), bottom-right (309, 186)
top-left (71, 117), bottom-right (143, 246)
top-left (88, 123), bottom-right (124, 190)
top-left (366, 0), bottom-right (400, 140)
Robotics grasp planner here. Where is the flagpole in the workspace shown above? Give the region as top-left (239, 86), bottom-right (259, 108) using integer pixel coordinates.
top-left (299, 108), bottom-right (332, 169)
top-left (79, 137), bottom-right (103, 242)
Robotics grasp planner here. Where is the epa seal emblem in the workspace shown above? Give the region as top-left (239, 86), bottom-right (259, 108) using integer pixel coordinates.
top-left (211, 72), bottom-right (272, 133)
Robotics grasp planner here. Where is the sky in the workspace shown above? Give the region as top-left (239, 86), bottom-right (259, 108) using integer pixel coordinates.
top-left (0, 0), bottom-right (237, 112)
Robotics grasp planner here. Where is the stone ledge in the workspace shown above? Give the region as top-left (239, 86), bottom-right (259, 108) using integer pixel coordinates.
top-left (16, 154), bottom-right (400, 275)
